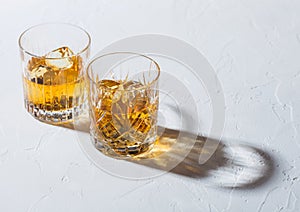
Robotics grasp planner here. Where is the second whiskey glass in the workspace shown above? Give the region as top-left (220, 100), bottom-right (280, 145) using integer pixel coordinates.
top-left (87, 52), bottom-right (160, 157)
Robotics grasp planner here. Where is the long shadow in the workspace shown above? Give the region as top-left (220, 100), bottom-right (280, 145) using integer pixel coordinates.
top-left (51, 117), bottom-right (275, 189)
top-left (128, 127), bottom-right (275, 189)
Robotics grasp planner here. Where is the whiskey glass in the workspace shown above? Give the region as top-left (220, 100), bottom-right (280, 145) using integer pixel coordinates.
top-left (19, 23), bottom-right (91, 123)
top-left (87, 52), bottom-right (160, 157)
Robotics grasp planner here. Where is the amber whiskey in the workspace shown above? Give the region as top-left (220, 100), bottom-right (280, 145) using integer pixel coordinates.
top-left (23, 47), bottom-right (85, 123)
top-left (92, 79), bottom-right (158, 156)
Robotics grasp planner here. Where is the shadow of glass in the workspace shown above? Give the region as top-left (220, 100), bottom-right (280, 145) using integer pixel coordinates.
top-left (51, 117), bottom-right (274, 189)
top-left (45, 114), bottom-right (90, 132)
top-left (129, 127), bottom-right (275, 189)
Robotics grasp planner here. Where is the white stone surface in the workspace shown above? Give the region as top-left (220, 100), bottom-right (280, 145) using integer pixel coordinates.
top-left (1, 0), bottom-right (300, 211)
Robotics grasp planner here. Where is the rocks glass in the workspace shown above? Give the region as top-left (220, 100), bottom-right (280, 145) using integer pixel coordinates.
top-left (86, 53), bottom-right (160, 157)
top-left (19, 23), bottom-right (90, 123)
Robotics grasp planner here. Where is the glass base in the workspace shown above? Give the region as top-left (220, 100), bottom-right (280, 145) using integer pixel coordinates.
top-left (25, 100), bottom-right (83, 124)
top-left (91, 131), bottom-right (156, 159)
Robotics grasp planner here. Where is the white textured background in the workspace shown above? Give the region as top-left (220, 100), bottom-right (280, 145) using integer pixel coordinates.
top-left (1, 0), bottom-right (300, 211)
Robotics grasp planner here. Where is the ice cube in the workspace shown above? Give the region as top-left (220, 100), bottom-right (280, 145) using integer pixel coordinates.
top-left (30, 65), bottom-right (52, 84)
top-left (43, 70), bottom-right (56, 85)
top-left (112, 86), bottom-right (123, 103)
top-left (53, 68), bottom-right (78, 84)
top-left (27, 57), bottom-right (44, 71)
top-left (98, 79), bottom-right (120, 90)
top-left (123, 81), bottom-right (146, 103)
top-left (45, 47), bottom-right (74, 70)
top-left (123, 80), bottom-right (144, 90)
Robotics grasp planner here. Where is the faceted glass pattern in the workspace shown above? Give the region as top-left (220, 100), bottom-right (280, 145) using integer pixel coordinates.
top-left (87, 53), bottom-right (160, 157)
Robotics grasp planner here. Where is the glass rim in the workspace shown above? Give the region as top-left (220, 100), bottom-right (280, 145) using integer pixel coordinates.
top-left (18, 22), bottom-right (91, 59)
top-left (87, 52), bottom-right (160, 91)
